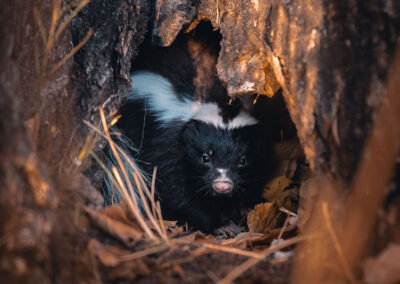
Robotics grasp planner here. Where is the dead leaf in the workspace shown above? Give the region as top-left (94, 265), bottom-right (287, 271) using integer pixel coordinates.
top-left (274, 139), bottom-right (304, 161)
top-left (84, 206), bottom-right (143, 246)
top-left (102, 205), bottom-right (139, 229)
top-left (363, 243), bottom-right (400, 284)
top-left (263, 176), bottom-right (298, 213)
top-left (247, 202), bottom-right (281, 233)
top-left (274, 139), bottom-right (304, 179)
top-left (263, 176), bottom-right (292, 201)
top-left (88, 239), bottom-right (151, 280)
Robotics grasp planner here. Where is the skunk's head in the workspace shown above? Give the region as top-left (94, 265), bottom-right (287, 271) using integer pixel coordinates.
top-left (180, 119), bottom-right (273, 198)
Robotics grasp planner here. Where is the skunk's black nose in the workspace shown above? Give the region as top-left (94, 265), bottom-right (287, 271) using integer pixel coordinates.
top-left (213, 178), bottom-right (234, 194)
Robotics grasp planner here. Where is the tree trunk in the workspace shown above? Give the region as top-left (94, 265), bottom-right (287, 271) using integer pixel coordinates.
top-left (0, 0), bottom-right (399, 282)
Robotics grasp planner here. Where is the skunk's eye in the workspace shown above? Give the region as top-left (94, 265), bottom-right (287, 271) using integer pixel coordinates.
top-left (202, 153), bottom-right (211, 164)
top-left (238, 156), bottom-right (246, 166)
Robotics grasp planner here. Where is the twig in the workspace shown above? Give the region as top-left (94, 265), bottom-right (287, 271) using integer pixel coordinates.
top-left (55, 0), bottom-right (91, 40)
top-left (151, 167), bottom-right (157, 217)
top-left (60, 0), bottom-right (84, 15)
top-left (43, 0), bottom-right (62, 69)
top-left (172, 238), bottom-right (268, 259)
top-left (160, 253), bottom-right (201, 268)
top-left (322, 202), bottom-right (356, 283)
top-left (112, 167), bottom-right (155, 240)
top-left (78, 124), bottom-right (100, 162)
top-left (133, 172), bottom-right (166, 241)
top-left (155, 0), bottom-right (163, 22)
top-left (33, 7), bottom-right (47, 46)
top-left (202, 243), bottom-right (265, 259)
top-left (279, 207), bottom-right (297, 217)
top-left (156, 201), bottom-right (168, 241)
top-left (216, 0), bottom-right (220, 26)
top-left (47, 28), bottom-right (93, 76)
top-left (58, 125), bottom-right (79, 175)
top-left (111, 185), bottom-right (117, 205)
top-left (218, 235), bottom-right (313, 284)
top-left (120, 243), bottom-right (170, 262)
top-left (109, 114), bottom-right (122, 127)
top-left (277, 214), bottom-right (290, 240)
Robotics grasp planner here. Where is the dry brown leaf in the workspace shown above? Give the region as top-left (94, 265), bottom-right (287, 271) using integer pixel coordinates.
top-left (102, 205), bottom-right (140, 229)
top-left (363, 244), bottom-right (400, 284)
top-left (263, 176), bottom-right (298, 214)
top-left (263, 176), bottom-right (292, 201)
top-left (274, 139), bottom-right (304, 179)
top-left (247, 202), bottom-right (281, 233)
top-left (88, 239), bottom-right (151, 281)
top-left (274, 139), bottom-right (304, 161)
top-left (84, 206), bottom-right (143, 246)
top-left (220, 232), bottom-right (266, 246)
top-left (174, 231), bottom-right (207, 245)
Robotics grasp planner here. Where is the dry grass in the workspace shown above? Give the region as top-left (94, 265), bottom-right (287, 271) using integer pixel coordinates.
top-left (32, 0), bottom-right (92, 144)
top-left (83, 107), bottom-right (168, 242)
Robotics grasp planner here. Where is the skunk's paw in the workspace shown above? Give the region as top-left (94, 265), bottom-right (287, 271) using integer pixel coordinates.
top-left (214, 221), bottom-right (241, 238)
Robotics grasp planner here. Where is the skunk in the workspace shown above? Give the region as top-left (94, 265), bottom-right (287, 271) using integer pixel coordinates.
top-left (103, 27), bottom-right (277, 234)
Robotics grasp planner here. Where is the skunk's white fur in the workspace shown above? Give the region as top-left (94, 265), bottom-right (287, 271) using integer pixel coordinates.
top-left (130, 72), bottom-right (258, 129)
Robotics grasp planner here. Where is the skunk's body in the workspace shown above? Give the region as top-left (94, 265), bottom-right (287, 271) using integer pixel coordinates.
top-left (104, 29), bottom-right (277, 233)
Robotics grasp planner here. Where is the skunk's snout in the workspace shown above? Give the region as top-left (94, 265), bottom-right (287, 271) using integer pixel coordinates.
top-left (213, 168), bottom-right (234, 194)
top-left (213, 178), bottom-right (234, 193)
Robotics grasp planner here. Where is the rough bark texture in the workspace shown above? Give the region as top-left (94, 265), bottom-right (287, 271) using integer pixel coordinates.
top-left (153, 0), bottom-right (400, 182)
top-left (0, 0), bottom-right (150, 281)
top-left (0, 1), bottom-right (58, 282)
top-left (71, 0), bottom-right (151, 119)
top-left (1, 0), bottom-right (399, 282)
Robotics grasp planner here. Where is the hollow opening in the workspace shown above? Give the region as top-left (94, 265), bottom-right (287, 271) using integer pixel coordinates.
top-left (103, 21), bottom-right (307, 237)
top-left (2, 1), bottom-right (399, 283)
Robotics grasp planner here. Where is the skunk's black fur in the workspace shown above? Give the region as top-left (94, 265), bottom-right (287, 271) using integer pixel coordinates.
top-left (103, 24), bottom-right (280, 233)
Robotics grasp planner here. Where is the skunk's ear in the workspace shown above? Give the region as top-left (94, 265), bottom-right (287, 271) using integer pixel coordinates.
top-left (232, 123), bottom-right (260, 138)
top-left (180, 119), bottom-right (201, 145)
top-left (182, 119), bottom-right (201, 133)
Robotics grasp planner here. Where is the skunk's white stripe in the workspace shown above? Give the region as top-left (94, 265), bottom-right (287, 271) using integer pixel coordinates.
top-left (129, 71), bottom-right (258, 129)
top-left (228, 111), bottom-right (258, 129)
top-left (192, 103), bottom-right (224, 127)
top-left (192, 104), bottom-right (258, 129)
top-left (130, 72), bottom-right (194, 123)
